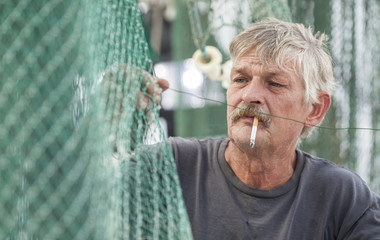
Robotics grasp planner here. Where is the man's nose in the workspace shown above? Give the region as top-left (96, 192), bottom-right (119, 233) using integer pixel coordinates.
top-left (242, 77), bottom-right (264, 105)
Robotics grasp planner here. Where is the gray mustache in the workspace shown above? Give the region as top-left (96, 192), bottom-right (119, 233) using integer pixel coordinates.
top-left (229, 104), bottom-right (271, 128)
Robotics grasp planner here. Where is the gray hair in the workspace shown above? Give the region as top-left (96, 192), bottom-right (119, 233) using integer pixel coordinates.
top-left (229, 18), bottom-right (335, 138)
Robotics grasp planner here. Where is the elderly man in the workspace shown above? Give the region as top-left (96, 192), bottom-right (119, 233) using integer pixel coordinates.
top-left (168, 19), bottom-right (380, 239)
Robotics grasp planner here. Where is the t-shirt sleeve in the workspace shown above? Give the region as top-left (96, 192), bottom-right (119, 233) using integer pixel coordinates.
top-left (342, 195), bottom-right (380, 239)
top-left (168, 137), bottom-right (197, 167)
top-left (304, 154), bottom-right (380, 239)
top-left (168, 137), bottom-right (204, 180)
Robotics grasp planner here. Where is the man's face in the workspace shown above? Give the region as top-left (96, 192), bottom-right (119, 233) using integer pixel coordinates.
top-left (226, 49), bottom-right (312, 150)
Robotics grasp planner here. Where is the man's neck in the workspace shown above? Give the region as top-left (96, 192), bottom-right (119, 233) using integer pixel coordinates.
top-left (225, 142), bottom-right (297, 190)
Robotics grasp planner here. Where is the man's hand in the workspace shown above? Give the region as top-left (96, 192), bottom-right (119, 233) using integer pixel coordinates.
top-left (138, 72), bottom-right (169, 111)
top-left (101, 63), bottom-right (169, 112)
top-left (100, 64), bottom-right (170, 151)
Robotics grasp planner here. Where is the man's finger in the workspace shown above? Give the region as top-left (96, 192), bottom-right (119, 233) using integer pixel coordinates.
top-left (157, 78), bottom-right (169, 92)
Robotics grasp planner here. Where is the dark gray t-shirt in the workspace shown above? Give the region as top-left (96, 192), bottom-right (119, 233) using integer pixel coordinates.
top-left (169, 137), bottom-right (380, 240)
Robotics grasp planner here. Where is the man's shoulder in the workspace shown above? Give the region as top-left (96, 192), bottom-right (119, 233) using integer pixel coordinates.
top-left (299, 150), bottom-right (377, 200)
top-left (168, 136), bottom-right (228, 167)
top-left (299, 150), bottom-right (379, 224)
top-left (300, 150), bottom-right (362, 182)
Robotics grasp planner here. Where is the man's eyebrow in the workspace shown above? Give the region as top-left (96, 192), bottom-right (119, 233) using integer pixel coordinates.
top-left (264, 69), bottom-right (294, 84)
top-left (231, 63), bottom-right (264, 73)
top-left (231, 64), bottom-right (246, 73)
top-left (264, 71), bottom-right (280, 78)
top-left (231, 63), bottom-right (287, 77)
top-left (264, 65), bottom-right (282, 73)
top-left (264, 67), bottom-right (288, 77)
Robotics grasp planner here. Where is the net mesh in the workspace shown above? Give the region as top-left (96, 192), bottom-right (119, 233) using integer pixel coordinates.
top-left (1, 0), bottom-right (192, 239)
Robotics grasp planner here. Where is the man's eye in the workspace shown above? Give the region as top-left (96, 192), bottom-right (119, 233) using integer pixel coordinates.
top-left (234, 78), bottom-right (246, 83)
top-left (270, 82), bottom-right (283, 87)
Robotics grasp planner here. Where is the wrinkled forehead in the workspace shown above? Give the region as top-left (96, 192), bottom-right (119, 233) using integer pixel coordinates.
top-left (231, 47), bottom-right (301, 77)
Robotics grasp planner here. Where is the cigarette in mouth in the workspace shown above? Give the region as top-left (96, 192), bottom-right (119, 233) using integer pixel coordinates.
top-left (250, 117), bottom-right (259, 148)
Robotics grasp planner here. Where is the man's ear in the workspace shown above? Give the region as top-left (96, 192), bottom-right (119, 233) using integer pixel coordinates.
top-left (304, 91), bottom-right (331, 128)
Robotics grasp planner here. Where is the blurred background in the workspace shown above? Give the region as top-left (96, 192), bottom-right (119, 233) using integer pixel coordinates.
top-left (139, 0), bottom-right (380, 194)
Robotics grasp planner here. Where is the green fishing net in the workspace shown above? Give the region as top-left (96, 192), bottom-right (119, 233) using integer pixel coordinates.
top-left (1, 0), bottom-right (192, 239)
